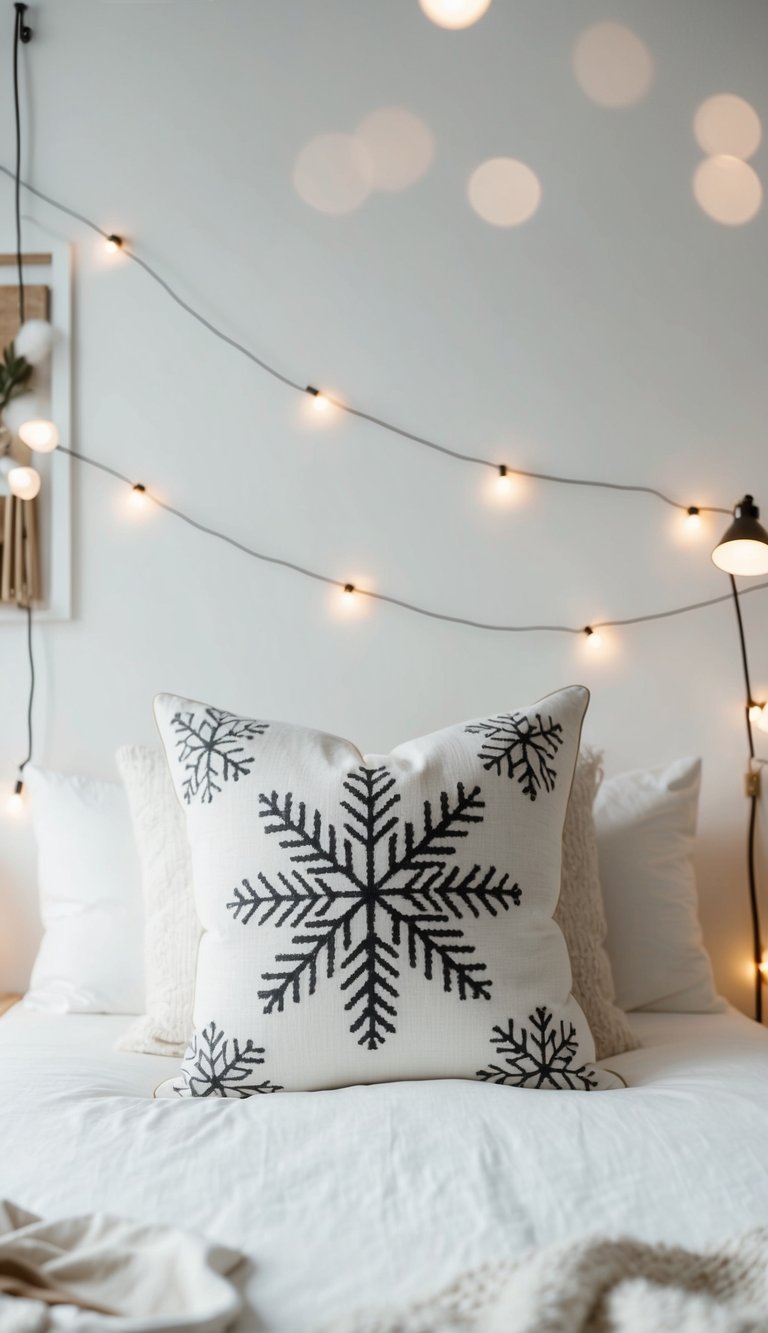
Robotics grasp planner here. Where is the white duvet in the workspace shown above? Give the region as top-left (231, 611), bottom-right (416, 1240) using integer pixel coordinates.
top-left (1, 1007), bottom-right (767, 1331)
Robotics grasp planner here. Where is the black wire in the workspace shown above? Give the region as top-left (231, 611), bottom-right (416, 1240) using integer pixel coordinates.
top-left (729, 576), bottom-right (764, 1023)
top-left (19, 603), bottom-right (34, 774)
top-left (58, 444), bottom-right (768, 636)
top-left (0, 160), bottom-right (732, 519)
top-left (12, 6), bottom-right (25, 324)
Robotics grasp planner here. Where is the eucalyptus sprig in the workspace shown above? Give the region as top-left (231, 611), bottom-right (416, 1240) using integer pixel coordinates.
top-left (0, 341), bottom-right (33, 414)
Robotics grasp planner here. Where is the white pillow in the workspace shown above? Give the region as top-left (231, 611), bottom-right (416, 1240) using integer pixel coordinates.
top-left (594, 757), bottom-right (724, 1014)
top-left (24, 766), bottom-right (144, 1015)
top-left (115, 746), bottom-right (199, 1055)
top-left (555, 750), bottom-right (638, 1060)
top-left (154, 687), bottom-right (616, 1096)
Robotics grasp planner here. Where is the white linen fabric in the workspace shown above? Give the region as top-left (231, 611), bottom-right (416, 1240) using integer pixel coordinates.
top-left (595, 758), bottom-right (723, 1013)
top-left (23, 767), bottom-right (144, 1015)
top-left (555, 750), bottom-right (638, 1060)
top-left (0, 1006), bottom-right (766, 1333)
top-left (0, 1199), bottom-right (242, 1332)
top-left (154, 687), bottom-right (600, 1094)
top-left (115, 745), bottom-right (199, 1055)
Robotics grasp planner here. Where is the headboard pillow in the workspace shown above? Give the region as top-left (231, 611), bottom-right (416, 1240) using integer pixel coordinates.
top-left (115, 745), bottom-right (200, 1055)
top-left (23, 766), bottom-right (144, 1015)
top-left (154, 686), bottom-right (617, 1095)
top-left (595, 757), bottom-right (723, 1014)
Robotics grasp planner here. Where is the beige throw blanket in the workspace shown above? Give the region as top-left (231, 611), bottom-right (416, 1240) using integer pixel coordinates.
top-left (330, 1231), bottom-right (768, 1333)
top-left (0, 1201), bottom-right (243, 1331)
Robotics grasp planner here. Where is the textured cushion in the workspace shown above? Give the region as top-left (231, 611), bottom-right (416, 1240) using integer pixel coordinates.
top-left (154, 686), bottom-right (615, 1096)
top-left (595, 758), bottom-right (723, 1014)
top-left (24, 766), bottom-right (144, 1015)
top-left (555, 751), bottom-right (638, 1060)
top-left (115, 746), bottom-right (200, 1055)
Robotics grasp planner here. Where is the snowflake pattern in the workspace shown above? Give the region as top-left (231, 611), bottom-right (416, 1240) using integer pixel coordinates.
top-left (227, 766), bottom-right (521, 1051)
top-left (174, 1020), bottom-right (282, 1097)
top-left (464, 712), bottom-right (564, 800)
top-left (171, 707), bottom-right (268, 804)
top-left (476, 1007), bottom-right (597, 1089)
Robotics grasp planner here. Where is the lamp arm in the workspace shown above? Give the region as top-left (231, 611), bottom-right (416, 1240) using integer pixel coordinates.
top-left (729, 575), bottom-right (763, 1023)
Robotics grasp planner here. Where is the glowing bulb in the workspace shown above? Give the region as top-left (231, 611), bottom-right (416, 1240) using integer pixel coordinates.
top-left (748, 703), bottom-right (765, 724)
top-left (8, 465), bottom-right (41, 500)
top-left (685, 506), bottom-right (702, 531)
top-left (418, 0), bottom-right (492, 30)
top-left (130, 483), bottom-right (147, 506)
top-left (757, 710), bottom-right (768, 735)
top-left (6, 781), bottom-right (24, 817)
top-left (105, 234), bottom-right (123, 253)
top-left (759, 951), bottom-right (768, 981)
top-left (306, 386), bottom-right (330, 413)
top-left (584, 626), bottom-right (602, 649)
top-left (18, 418), bottom-right (59, 454)
top-left (343, 583), bottom-right (356, 599)
top-left (496, 465), bottom-right (512, 494)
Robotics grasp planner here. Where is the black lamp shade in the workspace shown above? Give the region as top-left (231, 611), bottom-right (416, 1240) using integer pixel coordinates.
top-left (712, 495), bottom-right (768, 576)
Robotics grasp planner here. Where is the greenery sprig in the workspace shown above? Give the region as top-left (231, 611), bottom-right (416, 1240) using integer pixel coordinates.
top-left (0, 341), bottom-right (32, 415)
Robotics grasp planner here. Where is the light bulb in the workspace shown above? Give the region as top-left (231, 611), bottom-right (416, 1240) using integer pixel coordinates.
top-left (419, 0), bottom-right (492, 29)
top-left (306, 386), bottom-right (330, 413)
top-left (712, 496), bottom-right (768, 576)
top-left (759, 951), bottom-right (768, 981)
top-left (685, 506), bottom-right (702, 531)
top-left (18, 417), bottom-right (59, 454)
top-left (496, 465), bottom-right (512, 494)
top-left (8, 465), bottom-right (41, 500)
top-left (584, 626), bottom-right (602, 649)
top-left (6, 781), bottom-right (24, 817)
top-left (748, 703), bottom-right (765, 724)
top-left (105, 234), bottom-right (124, 253)
top-left (343, 583), bottom-right (356, 599)
top-left (757, 710), bottom-right (768, 735)
top-left (130, 483), bottom-right (148, 506)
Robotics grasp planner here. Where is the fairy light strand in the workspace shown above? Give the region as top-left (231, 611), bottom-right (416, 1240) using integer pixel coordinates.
top-left (58, 445), bottom-right (768, 636)
top-left (0, 160), bottom-right (732, 519)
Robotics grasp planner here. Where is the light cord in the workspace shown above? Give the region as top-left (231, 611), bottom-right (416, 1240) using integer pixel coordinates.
top-left (0, 160), bottom-right (732, 518)
top-left (729, 575), bottom-right (764, 1023)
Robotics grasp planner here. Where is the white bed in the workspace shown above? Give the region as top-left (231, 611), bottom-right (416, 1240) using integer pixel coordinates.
top-left (2, 1005), bottom-right (767, 1331)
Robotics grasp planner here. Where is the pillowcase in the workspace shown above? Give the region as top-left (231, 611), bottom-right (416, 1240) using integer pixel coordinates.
top-left (23, 766), bottom-right (144, 1015)
top-left (115, 746), bottom-right (199, 1055)
top-left (555, 750), bottom-right (638, 1059)
top-left (594, 757), bottom-right (724, 1014)
top-left (154, 686), bottom-right (615, 1096)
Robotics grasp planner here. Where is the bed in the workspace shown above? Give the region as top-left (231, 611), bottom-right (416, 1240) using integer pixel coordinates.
top-left (2, 1005), bottom-right (767, 1331)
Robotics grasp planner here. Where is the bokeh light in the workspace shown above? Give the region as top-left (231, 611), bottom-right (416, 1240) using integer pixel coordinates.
top-left (572, 22), bottom-right (654, 108)
top-left (467, 158), bottom-right (541, 226)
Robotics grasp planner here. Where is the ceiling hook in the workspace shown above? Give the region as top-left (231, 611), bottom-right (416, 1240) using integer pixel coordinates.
top-left (15, 3), bottom-right (32, 43)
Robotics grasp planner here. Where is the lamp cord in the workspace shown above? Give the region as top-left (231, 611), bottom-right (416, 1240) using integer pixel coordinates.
top-left (20, 602), bottom-right (34, 774)
top-left (12, 4), bottom-right (25, 324)
top-left (729, 574), bottom-right (763, 1023)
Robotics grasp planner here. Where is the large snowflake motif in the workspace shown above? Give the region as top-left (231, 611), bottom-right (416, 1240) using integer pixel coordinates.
top-left (227, 766), bottom-right (521, 1051)
top-left (174, 1020), bottom-right (282, 1097)
top-left (464, 712), bottom-right (564, 800)
top-left (476, 1007), bottom-right (597, 1090)
top-left (171, 707), bottom-right (268, 804)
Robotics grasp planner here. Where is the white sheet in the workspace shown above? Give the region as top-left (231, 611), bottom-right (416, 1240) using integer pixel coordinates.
top-left (1, 1007), bottom-right (767, 1332)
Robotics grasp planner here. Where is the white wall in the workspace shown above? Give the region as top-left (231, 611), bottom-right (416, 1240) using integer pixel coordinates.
top-left (1, 0), bottom-right (767, 1015)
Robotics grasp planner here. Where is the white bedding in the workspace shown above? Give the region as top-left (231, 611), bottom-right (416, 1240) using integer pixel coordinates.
top-left (1, 1006), bottom-right (767, 1331)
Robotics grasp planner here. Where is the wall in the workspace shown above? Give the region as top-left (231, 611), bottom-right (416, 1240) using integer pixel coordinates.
top-left (1, 0), bottom-right (767, 1014)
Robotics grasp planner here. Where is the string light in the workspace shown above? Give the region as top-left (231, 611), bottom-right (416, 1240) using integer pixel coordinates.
top-left (7, 464), bottom-right (41, 500)
top-left (17, 417), bottom-right (59, 453)
top-left (306, 385), bottom-right (330, 413)
top-left (130, 482), bottom-right (147, 505)
top-left (6, 778), bottom-right (24, 817)
top-left (496, 464), bottom-right (512, 494)
top-left (748, 703), bottom-right (765, 725)
top-left (685, 505), bottom-right (702, 530)
top-left (583, 626), bottom-right (601, 647)
top-left (343, 583), bottom-right (356, 597)
top-left (0, 161), bottom-right (736, 526)
top-left (105, 233), bottom-right (123, 253)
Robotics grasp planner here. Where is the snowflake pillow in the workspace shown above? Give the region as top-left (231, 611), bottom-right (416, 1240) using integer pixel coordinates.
top-left (155, 686), bottom-right (609, 1096)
